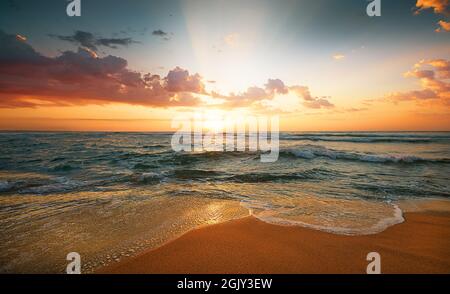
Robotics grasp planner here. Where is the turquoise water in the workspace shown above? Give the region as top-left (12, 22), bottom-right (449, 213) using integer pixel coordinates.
top-left (0, 132), bottom-right (449, 272)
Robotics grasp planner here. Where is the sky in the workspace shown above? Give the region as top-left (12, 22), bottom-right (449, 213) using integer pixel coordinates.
top-left (0, 0), bottom-right (449, 131)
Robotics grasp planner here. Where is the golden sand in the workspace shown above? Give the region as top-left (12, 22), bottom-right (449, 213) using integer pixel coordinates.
top-left (99, 211), bottom-right (450, 274)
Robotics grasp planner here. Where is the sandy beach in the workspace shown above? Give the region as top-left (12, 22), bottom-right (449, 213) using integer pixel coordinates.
top-left (99, 210), bottom-right (450, 274)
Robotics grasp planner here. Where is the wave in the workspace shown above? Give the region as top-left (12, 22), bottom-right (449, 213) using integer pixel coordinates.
top-left (280, 145), bottom-right (450, 164)
top-left (281, 136), bottom-right (436, 143)
top-left (50, 163), bottom-right (80, 172)
top-left (125, 146), bottom-right (449, 167)
top-left (128, 167), bottom-right (333, 185)
top-left (283, 132), bottom-right (450, 138)
top-left (245, 201), bottom-right (405, 235)
top-left (150, 167), bottom-right (333, 183)
top-left (0, 176), bottom-right (85, 195)
top-left (142, 144), bottom-right (166, 149)
top-left (157, 151), bottom-right (257, 166)
top-left (352, 183), bottom-right (450, 198)
top-left (133, 172), bottom-right (164, 184)
top-left (19, 178), bottom-right (88, 194)
top-left (133, 163), bottom-right (159, 170)
top-left (227, 169), bottom-right (331, 182)
top-left (0, 175), bottom-right (54, 193)
top-left (172, 169), bottom-right (224, 179)
top-left (0, 180), bottom-right (14, 192)
top-left (136, 146), bottom-right (449, 166)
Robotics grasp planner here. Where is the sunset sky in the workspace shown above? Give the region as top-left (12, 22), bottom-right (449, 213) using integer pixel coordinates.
top-left (0, 0), bottom-right (449, 131)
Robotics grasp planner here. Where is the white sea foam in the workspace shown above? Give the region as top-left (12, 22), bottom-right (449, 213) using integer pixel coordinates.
top-left (283, 146), bottom-right (444, 163)
top-left (240, 198), bottom-right (405, 236)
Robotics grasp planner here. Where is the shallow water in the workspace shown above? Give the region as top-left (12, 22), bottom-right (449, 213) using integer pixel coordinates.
top-left (0, 132), bottom-right (449, 272)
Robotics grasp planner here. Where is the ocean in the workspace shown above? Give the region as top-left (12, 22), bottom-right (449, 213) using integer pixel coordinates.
top-left (0, 131), bottom-right (449, 273)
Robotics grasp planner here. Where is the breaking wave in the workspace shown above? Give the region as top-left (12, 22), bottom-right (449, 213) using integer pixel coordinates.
top-left (280, 145), bottom-right (450, 164)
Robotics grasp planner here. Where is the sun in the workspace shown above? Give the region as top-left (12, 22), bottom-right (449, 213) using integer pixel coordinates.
top-left (197, 109), bottom-right (251, 132)
top-left (201, 110), bottom-right (227, 132)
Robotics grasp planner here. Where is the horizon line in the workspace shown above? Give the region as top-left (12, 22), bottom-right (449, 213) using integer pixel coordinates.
top-left (1, 130), bottom-right (450, 133)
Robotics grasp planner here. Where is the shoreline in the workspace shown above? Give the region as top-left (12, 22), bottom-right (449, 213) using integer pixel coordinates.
top-left (98, 208), bottom-right (450, 274)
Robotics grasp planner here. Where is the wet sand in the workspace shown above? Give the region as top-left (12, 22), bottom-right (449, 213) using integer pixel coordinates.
top-left (98, 211), bottom-right (450, 274)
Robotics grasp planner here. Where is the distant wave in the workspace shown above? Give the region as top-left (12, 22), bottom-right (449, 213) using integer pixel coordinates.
top-left (179, 169), bottom-right (323, 182)
top-left (352, 182), bottom-right (450, 198)
top-left (172, 169), bottom-right (224, 179)
top-left (280, 145), bottom-right (450, 164)
top-left (0, 176), bottom-right (83, 194)
top-left (157, 151), bottom-right (258, 166)
top-left (283, 132), bottom-right (450, 138)
top-left (142, 144), bottom-right (166, 149)
top-left (0, 174), bottom-right (127, 195)
top-left (281, 132), bottom-right (450, 143)
top-left (281, 136), bottom-right (436, 143)
top-left (131, 147), bottom-right (449, 166)
top-left (20, 178), bottom-right (88, 194)
top-left (0, 180), bottom-right (15, 192)
top-left (133, 172), bottom-right (164, 184)
top-left (128, 167), bottom-right (335, 185)
top-left (50, 163), bottom-right (80, 172)
top-left (226, 168), bottom-right (332, 182)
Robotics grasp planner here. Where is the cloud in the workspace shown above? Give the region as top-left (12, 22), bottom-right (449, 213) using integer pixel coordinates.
top-left (302, 98), bottom-right (335, 109)
top-left (224, 33), bottom-right (239, 48)
top-left (165, 67), bottom-right (205, 93)
top-left (333, 54), bottom-right (345, 61)
top-left (15, 34), bottom-right (26, 42)
top-left (265, 79), bottom-right (288, 94)
top-left (385, 59), bottom-right (450, 103)
top-left (290, 86), bottom-right (314, 101)
top-left (0, 30), bottom-right (334, 112)
top-left (50, 31), bottom-right (139, 52)
top-left (343, 107), bottom-right (369, 112)
top-left (96, 37), bottom-right (138, 48)
top-left (0, 30), bottom-right (201, 108)
top-left (0, 30), bottom-right (46, 64)
top-left (152, 29), bottom-right (168, 37)
top-left (435, 20), bottom-right (450, 32)
top-left (79, 46), bottom-right (98, 59)
top-left (152, 30), bottom-right (170, 41)
top-left (218, 78), bottom-right (334, 110)
top-left (289, 86), bottom-right (335, 109)
top-left (218, 86), bottom-right (270, 108)
top-left (385, 89), bottom-right (439, 101)
top-left (415, 0), bottom-right (450, 15)
top-left (427, 59), bottom-right (450, 78)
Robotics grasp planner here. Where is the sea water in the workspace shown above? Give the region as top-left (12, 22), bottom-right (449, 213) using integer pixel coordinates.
top-left (0, 132), bottom-right (449, 272)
